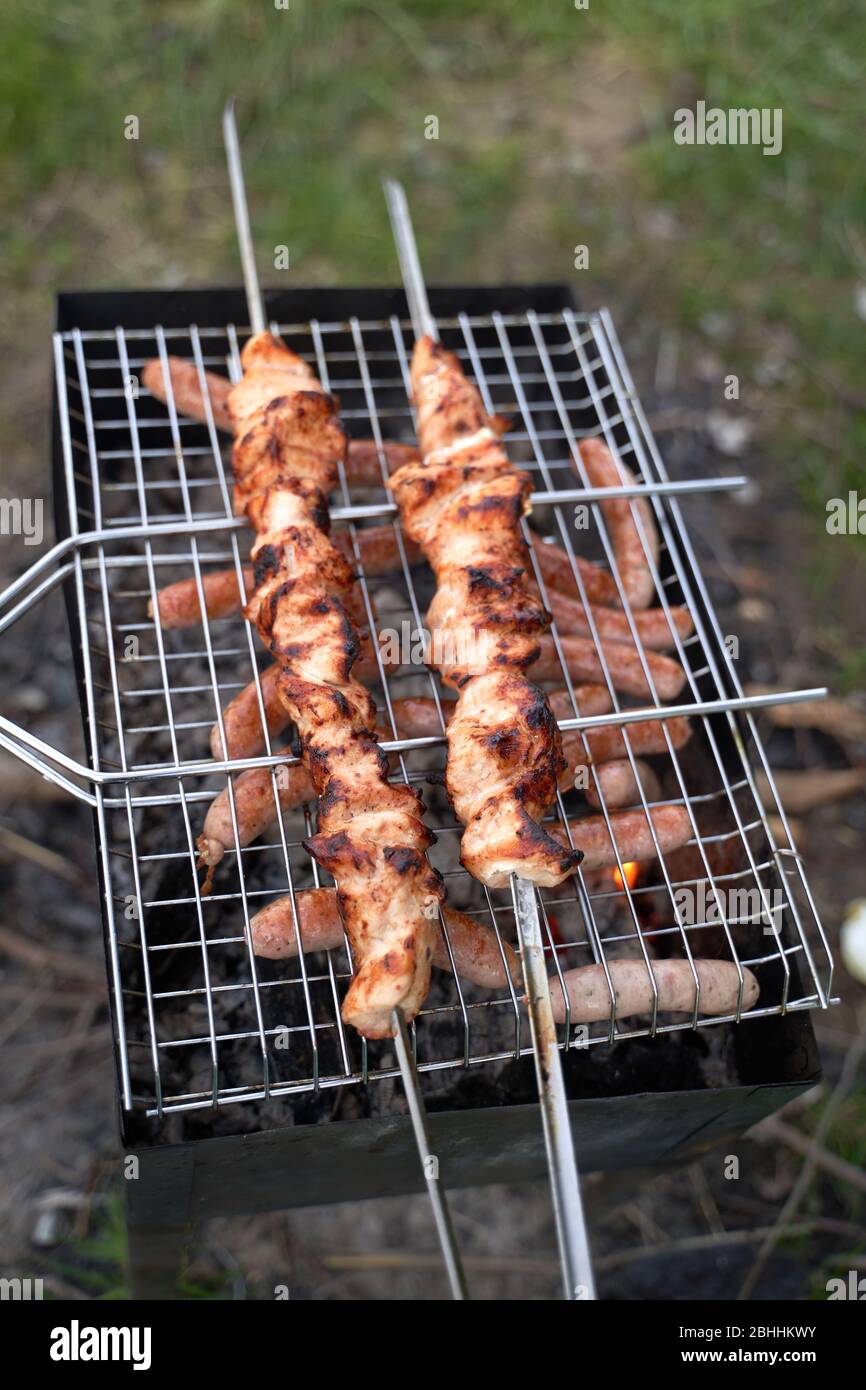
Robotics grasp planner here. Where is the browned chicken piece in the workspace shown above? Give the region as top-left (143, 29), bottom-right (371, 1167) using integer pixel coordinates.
top-left (197, 685), bottom-right (617, 872)
top-left (389, 335), bottom-right (582, 889)
top-left (148, 524), bottom-right (420, 631)
top-left (141, 353), bottom-right (422, 482)
top-left (226, 332), bottom-right (324, 423)
top-left (448, 671), bottom-right (578, 888)
top-left (250, 887), bottom-right (520, 989)
top-left (199, 329), bottom-right (444, 1040)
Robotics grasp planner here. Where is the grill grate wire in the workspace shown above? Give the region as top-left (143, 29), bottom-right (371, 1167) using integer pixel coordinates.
top-left (48, 307), bottom-right (834, 1117)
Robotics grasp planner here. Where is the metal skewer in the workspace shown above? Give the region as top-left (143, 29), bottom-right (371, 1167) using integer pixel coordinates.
top-left (223, 99), bottom-right (267, 337)
top-left (392, 1009), bottom-right (468, 1299)
top-left (223, 103), bottom-right (469, 1301)
top-left (384, 175), bottom-right (597, 1301)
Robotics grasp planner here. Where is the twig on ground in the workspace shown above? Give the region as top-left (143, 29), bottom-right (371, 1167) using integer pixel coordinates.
top-left (0, 923), bottom-right (102, 985)
top-left (0, 825), bottom-right (86, 884)
top-left (595, 1218), bottom-right (866, 1273)
top-left (752, 1115), bottom-right (866, 1197)
top-left (738, 1011), bottom-right (866, 1300)
top-left (688, 1163), bottom-right (726, 1236)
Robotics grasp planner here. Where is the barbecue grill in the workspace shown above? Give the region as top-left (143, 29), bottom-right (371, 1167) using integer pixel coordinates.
top-left (0, 278), bottom-right (835, 1298)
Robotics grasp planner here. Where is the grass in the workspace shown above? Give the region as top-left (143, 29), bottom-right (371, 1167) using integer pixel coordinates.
top-left (28, 1188), bottom-right (232, 1299)
top-left (1, 0), bottom-right (863, 593)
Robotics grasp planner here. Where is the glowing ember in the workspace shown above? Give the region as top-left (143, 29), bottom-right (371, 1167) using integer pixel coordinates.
top-left (613, 861), bottom-right (640, 891)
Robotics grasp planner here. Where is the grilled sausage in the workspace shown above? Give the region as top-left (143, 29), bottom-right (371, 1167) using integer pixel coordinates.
top-left (561, 713), bottom-right (692, 794)
top-left (560, 804), bottom-right (692, 867)
top-left (545, 587), bottom-right (693, 651)
top-left (579, 714), bottom-right (692, 765)
top-left (577, 439), bottom-right (659, 610)
top-left (154, 567), bottom-right (254, 629)
top-left (342, 438), bottom-right (423, 488)
top-left (196, 755), bottom-right (310, 880)
top-left (250, 887), bottom-right (519, 988)
top-left (142, 355), bottom-right (234, 431)
top-left (529, 534), bottom-right (624, 608)
top-left (532, 634), bottom-right (686, 701)
top-left (546, 686), bottom-right (613, 721)
top-left (210, 663), bottom-right (287, 760)
top-left (150, 524), bottom-right (418, 631)
top-left (584, 758), bottom-right (661, 810)
top-left (550, 958), bottom-right (759, 1024)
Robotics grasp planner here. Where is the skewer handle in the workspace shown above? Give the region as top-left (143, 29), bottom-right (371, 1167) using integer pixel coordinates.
top-left (223, 99), bottom-right (267, 337)
top-left (511, 874), bottom-right (597, 1300)
top-left (383, 173), bottom-right (597, 1301)
top-left (383, 178), bottom-right (438, 342)
top-left (392, 1009), bottom-right (470, 1300)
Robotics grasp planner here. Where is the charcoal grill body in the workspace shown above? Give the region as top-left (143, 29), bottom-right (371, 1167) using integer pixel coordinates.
top-left (50, 285), bottom-right (827, 1298)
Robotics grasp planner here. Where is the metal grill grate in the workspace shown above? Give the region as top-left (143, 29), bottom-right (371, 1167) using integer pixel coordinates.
top-left (41, 302), bottom-right (834, 1118)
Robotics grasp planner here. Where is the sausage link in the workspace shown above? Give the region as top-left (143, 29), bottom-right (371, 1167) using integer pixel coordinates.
top-left (532, 634), bottom-right (686, 700)
top-left (546, 587), bottom-right (693, 651)
top-left (210, 664), bottom-right (288, 760)
top-left (549, 958), bottom-right (759, 1025)
top-left (197, 755), bottom-right (311, 873)
top-left (560, 804), bottom-right (692, 867)
top-left (152, 567), bottom-right (254, 630)
top-left (562, 717), bottom-right (690, 796)
top-left (529, 534), bottom-right (624, 608)
top-left (150, 525), bottom-right (419, 631)
top-left (342, 439), bottom-right (422, 487)
top-left (581, 714), bottom-right (692, 765)
top-left (142, 356), bottom-right (233, 432)
top-left (584, 758), bottom-right (661, 810)
top-left (546, 686), bottom-right (612, 722)
top-left (577, 439), bottom-right (659, 609)
top-left (251, 888), bottom-right (519, 988)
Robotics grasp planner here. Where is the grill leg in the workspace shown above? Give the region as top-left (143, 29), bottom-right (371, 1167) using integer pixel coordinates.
top-left (124, 1145), bottom-right (196, 1299)
top-left (126, 1220), bottom-right (193, 1300)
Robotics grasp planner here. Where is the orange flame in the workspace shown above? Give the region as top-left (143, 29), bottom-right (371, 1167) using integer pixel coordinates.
top-left (613, 861), bottom-right (640, 891)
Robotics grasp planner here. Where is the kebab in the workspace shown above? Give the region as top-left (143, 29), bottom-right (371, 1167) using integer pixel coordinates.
top-left (384, 335), bottom-right (573, 887)
top-left (251, 889), bottom-right (759, 1027)
top-left (199, 685), bottom-right (692, 876)
top-left (222, 327), bottom-right (444, 1039)
top-left (145, 358), bottom-right (692, 883)
top-left (144, 358), bottom-right (691, 947)
top-left (145, 354), bottom-right (690, 628)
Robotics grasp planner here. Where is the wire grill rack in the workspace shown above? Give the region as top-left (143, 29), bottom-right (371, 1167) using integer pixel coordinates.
top-left (10, 296), bottom-right (833, 1118)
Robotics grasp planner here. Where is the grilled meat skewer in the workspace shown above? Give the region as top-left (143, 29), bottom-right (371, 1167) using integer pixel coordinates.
top-left (142, 354), bottom-right (419, 484)
top-left (389, 336), bottom-right (584, 889)
top-left (225, 330), bottom-right (443, 1038)
top-left (199, 685), bottom-right (623, 873)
